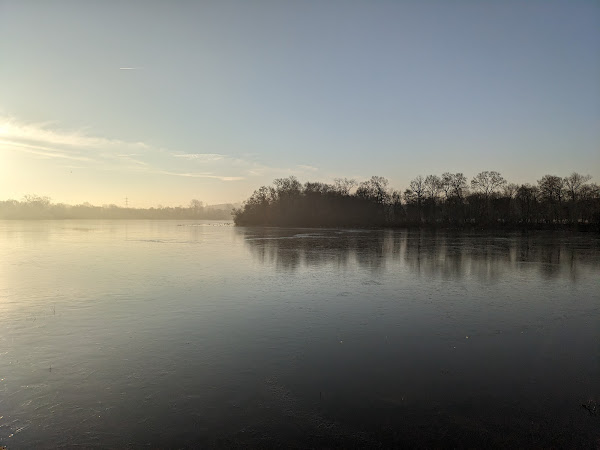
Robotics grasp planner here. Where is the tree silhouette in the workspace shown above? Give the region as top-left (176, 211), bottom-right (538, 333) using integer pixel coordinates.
top-left (233, 172), bottom-right (598, 229)
top-left (471, 171), bottom-right (506, 199)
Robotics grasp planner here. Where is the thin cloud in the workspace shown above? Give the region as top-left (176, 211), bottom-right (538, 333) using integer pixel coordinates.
top-left (0, 115), bottom-right (306, 183)
top-left (297, 164), bottom-right (319, 172)
top-left (0, 117), bottom-right (149, 151)
top-left (243, 162), bottom-right (320, 178)
top-left (155, 170), bottom-right (244, 181)
top-left (174, 153), bottom-right (226, 161)
top-left (109, 154), bottom-right (148, 166)
top-left (0, 139), bottom-right (93, 162)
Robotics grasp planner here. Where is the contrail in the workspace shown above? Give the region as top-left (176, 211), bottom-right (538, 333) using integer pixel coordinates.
top-left (119, 67), bottom-right (140, 70)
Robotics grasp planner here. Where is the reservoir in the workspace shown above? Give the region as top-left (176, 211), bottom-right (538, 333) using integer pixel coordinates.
top-left (1, 220), bottom-right (598, 448)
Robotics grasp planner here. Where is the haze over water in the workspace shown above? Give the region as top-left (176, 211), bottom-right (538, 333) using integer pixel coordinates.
top-left (0, 220), bottom-right (598, 448)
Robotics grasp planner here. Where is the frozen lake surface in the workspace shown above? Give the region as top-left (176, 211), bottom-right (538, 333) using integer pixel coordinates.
top-left (1, 220), bottom-right (599, 448)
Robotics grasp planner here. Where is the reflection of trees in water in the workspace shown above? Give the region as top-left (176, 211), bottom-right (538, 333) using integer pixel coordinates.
top-left (516, 235), bottom-right (600, 281)
top-left (400, 231), bottom-right (599, 282)
top-left (401, 231), bottom-right (522, 282)
top-left (239, 228), bottom-right (396, 272)
top-left (401, 230), bottom-right (465, 280)
top-left (240, 228), bottom-right (600, 281)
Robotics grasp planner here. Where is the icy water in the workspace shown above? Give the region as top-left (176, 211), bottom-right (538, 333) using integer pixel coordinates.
top-left (0, 220), bottom-right (599, 448)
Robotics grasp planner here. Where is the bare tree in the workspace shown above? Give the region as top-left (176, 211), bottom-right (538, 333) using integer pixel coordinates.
top-left (470, 171), bottom-right (506, 199)
top-left (23, 194), bottom-right (52, 207)
top-left (274, 176), bottom-right (302, 198)
top-left (537, 175), bottom-right (566, 223)
top-left (189, 199), bottom-right (204, 214)
top-left (538, 175), bottom-right (565, 203)
top-left (356, 176), bottom-right (390, 204)
top-left (449, 173), bottom-right (468, 199)
top-left (563, 172), bottom-right (591, 202)
top-left (516, 184), bottom-right (539, 223)
top-left (440, 173), bottom-right (453, 199)
top-left (502, 183), bottom-right (519, 199)
top-left (333, 178), bottom-right (357, 196)
top-left (409, 175), bottom-right (426, 205)
top-left (391, 190), bottom-right (402, 206)
top-left (304, 181), bottom-right (333, 195)
top-left (580, 183), bottom-right (599, 201)
top-left (424, 175), bottom-right (441, 200)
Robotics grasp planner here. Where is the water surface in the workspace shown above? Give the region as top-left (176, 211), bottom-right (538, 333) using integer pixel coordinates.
top-left (1, 221), bottom-right (599, 448)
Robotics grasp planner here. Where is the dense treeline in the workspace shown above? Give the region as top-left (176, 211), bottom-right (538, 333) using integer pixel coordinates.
top-left (233, 172), bottom-right (600, 229)
top-left (0, 196), bottom-right (234, 220)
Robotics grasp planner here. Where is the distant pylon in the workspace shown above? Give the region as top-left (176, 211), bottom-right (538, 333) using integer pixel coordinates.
top-left (125, 196), bottom-right (129, 207)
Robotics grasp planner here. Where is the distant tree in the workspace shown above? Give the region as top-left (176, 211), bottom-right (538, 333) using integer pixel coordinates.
top-left (274, 176), bottom-right (302, 199)
top-left (502, 183), bottom-right (519, 199)
top-left (445, 173), bottom-right (468, 223)
top-left (563, 172), bottom-right (591, 203)
top-left (403, 189), bottom-right (415, 204)
top-left (538, 175), bottom-right (564, 203)
top-left (333, 178), bottom-right (357, 196)
top-left (356, 176), bottom-right (390, 204)
top-left (449, 173), bottom-right (468, 199)
top-left (579, 183), bottom-right (600, 224)
top-left (23, 194), bottom-right (51, 207)
top-left (516, 184), bottom-right (539, 223)
top-left (403, 176), bottom-right (424, 222)
top-left (304, 181), bottom-right (333, 195)
top-left (420, 175), bottom-right (442, 223)
top-left (561, 172), bottom-right (592, 224)
top-left (469, 171), bottom-right (506, 222)
top-left (440, 173), bottom-right (453, 200)
top-left (189, 199), bottom-right (204, 215)
top-left (470, 171), bottom-right (506, 199)
top-left (537, 175), bottom-right (566, 223)
top-left (497, 183), bottom-right (520, 223)
top-left (424, 175), bottom-right (441, 201)
top-left (409, 176), bottom-right (426, 205)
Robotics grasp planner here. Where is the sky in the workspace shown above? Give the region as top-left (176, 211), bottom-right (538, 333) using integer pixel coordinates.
top-left (1, 0), bottom-right (599, 207)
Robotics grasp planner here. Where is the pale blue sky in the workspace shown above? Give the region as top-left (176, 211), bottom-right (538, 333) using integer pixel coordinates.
top-left (1, 0), bottom-right (598, 206)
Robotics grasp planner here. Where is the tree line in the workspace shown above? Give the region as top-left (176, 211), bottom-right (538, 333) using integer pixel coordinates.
top-left (233, 172), bottom-right (600, 229)
top-left (0, 196), bottom-right (235, 220)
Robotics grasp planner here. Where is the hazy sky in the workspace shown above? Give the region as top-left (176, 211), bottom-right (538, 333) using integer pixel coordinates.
top-left (1, 1), bottom-right (599, 207)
